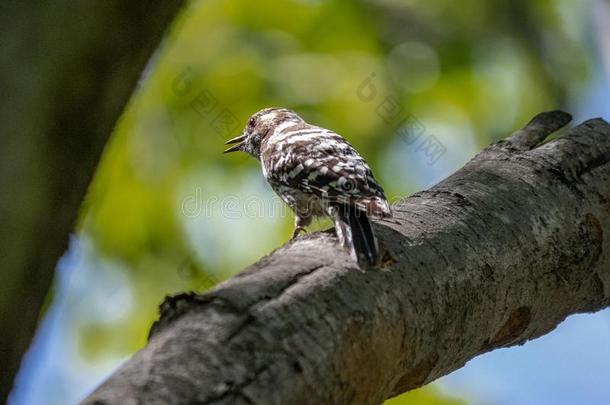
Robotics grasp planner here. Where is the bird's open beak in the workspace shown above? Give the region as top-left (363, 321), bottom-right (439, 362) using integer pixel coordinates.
top-left (223, 134), bottom-right (246, 154)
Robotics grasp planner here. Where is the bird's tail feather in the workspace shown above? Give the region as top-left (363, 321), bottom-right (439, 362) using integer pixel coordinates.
top-left (330, 204), bottom-right (379, 266)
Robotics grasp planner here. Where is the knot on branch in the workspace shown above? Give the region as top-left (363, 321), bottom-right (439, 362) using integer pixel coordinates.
top-left (148, 292), bottom-right (212, 339)
top-left (506, 110), bottom-right (572, 150)
top-left (484, 306), bottom-right (532, 350)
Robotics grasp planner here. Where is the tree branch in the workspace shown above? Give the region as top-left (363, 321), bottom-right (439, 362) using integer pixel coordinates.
top-left (82, 112), bottom-right (610, 405)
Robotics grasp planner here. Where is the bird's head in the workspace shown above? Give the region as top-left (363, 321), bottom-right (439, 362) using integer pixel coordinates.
top-left (224, 107), bottom-right (303, 159)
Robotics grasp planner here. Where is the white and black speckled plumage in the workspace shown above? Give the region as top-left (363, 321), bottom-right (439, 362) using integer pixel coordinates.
top-left (224, 107), bottom-right (391, 265)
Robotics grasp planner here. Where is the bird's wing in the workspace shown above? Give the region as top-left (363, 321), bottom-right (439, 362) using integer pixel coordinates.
top-left (263, 128), bottom-right (390, 216)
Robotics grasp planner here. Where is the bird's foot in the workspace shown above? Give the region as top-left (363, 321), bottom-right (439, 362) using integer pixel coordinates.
top-left (290, 226), bottom-right (307, 240)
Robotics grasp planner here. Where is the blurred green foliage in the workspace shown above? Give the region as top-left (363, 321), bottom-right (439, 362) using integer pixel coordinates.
top-left (74, 0), bottom-right (590, 402)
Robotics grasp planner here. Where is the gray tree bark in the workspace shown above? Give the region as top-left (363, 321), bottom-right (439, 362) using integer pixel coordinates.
top-left (82, 112), bottom-right (610, 405)
top-left (0, 2), bottom-right (185, 401)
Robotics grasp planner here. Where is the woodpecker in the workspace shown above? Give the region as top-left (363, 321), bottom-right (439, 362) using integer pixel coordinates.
top-left (224, 107), bottom-right (391, 266)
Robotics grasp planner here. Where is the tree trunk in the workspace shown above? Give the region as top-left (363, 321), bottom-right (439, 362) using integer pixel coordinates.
top-left (83, 111), bottom-right (610, 405)
top-left (0, 2), bottom-right (185, 401)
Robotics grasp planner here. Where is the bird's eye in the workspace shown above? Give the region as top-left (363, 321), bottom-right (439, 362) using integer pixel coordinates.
top-left (247, 118), bottom-right (255, 128)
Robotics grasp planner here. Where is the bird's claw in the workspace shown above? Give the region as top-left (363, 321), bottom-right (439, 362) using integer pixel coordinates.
top-left (290, 226), bottom-right (307, 240)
